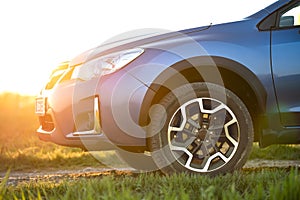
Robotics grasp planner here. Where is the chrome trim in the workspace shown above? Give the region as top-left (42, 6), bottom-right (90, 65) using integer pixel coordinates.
top-left (37, 125), bottom-right (56, 135)
top-left (72, 96), bottom-right (102, 136)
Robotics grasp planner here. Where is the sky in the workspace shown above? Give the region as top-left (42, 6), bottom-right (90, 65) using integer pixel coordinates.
top-left (0, 0), bottom-right (276, 95)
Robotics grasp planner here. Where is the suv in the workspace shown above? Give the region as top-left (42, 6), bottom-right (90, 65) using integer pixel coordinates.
top-left (36, 0), bottom-right (300, 175)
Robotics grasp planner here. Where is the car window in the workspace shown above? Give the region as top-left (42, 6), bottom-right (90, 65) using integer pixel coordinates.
top-left (279, 3), bottom-right (300, 28)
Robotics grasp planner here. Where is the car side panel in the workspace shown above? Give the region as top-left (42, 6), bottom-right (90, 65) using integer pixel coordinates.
top-left (272, 27), bottom-right (300, 127)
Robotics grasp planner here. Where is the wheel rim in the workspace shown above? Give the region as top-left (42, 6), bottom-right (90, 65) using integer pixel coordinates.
top-left (167, 98), bottom-right (240, 173)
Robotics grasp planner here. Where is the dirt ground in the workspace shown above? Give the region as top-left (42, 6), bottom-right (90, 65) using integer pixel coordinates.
top-left (243, 159), bottom-right (300, 169)
top-left (1, 159), bottom-right (300, 186)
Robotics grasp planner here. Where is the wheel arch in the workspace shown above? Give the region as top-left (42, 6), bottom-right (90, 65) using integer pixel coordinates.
top-left (140, 56), bottom-right (267, 142)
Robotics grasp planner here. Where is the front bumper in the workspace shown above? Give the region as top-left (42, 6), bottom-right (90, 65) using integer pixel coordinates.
top-left (36, 95), bottom-right (114, 151)
top-left (36, 68), bottom-right (151, 151)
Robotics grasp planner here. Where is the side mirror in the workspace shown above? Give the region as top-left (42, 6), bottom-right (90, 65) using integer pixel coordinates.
top-left (279, 16), bottom-right (294, 27)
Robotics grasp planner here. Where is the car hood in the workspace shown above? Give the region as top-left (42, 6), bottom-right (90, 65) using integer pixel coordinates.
top-left (69, 25), bottom-right (212, 67)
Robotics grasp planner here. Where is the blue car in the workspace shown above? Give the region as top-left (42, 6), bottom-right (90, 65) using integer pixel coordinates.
top-left (36, 0), bottom-right (300, 175)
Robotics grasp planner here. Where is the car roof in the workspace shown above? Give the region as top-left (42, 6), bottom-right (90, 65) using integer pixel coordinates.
top-left (248, 0), bottom-right (293, 19)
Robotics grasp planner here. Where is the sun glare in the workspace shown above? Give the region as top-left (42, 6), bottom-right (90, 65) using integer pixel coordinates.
top-left (0, 0), bottom-right (276, 96)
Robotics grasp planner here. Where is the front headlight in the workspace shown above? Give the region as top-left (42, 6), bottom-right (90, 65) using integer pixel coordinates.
top-left (71, 48), bottom-right (144, 81)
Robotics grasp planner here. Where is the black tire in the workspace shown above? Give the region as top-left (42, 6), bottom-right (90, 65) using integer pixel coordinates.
top-left (116, 149), bottom-right (159, 172)
top-left (148, 82), bottom-right (253, 175)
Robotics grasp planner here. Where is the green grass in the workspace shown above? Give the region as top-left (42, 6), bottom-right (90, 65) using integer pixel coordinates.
top-left (0, 143), bottom-right (106, 171)
top-left (0, 168), bottom-right (299, 200)
top-left (249, 143), bottom-right (300, 160)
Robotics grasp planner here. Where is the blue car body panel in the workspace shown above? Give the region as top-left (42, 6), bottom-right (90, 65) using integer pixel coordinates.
top-left (36, 0), bottom-right (300, 150)
top-left (272, 27), bottom-right (300, 126)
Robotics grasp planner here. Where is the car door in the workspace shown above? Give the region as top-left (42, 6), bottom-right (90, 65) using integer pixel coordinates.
top-left (271, 1), bottom-right (300, 126)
